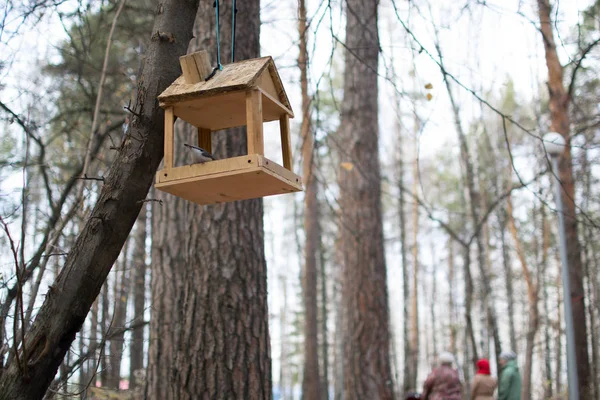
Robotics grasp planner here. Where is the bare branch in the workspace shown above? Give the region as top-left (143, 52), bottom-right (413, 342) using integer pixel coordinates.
top-left (567, 37), bottom-right (600, 100)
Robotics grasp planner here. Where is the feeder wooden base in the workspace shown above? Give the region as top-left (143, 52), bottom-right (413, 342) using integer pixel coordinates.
top-left (155, 154), bottom-right (302, 205)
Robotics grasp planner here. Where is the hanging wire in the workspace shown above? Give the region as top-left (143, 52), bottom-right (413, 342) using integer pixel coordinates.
top-left (231, 0), bottom-right (237, 62)
top-left (214, 0), bottom-right (223, 70)
top-left (206, 0), bottom-right (237, 81)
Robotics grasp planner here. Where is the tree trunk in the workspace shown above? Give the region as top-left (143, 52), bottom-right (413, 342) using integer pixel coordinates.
top-left (107, 250), bottom-right (131, 389)
top-left (541, 204), bottom-right (553, 399)
top-left (448, 237), bottom-right (457, 355)
top-left (536, 0), bottom-right (591, 395)
top-left (320, 233), bottom-right (330, 400)
top-left (506, 195), bottom-right (538, 400)
top-left (279, 275), bottom-right (288, 398)
top-left (298, 0), bottom-right (322, 397)
top-left (555, 271), bottom-right (562, 395)
top-left (430, 242), bottom-right (438, 359)
top-left (462, 245), bottom-right (476, 392)
top-left (499, 208), bottom-right (517, 352)
top-left (0, 2), bottom-right (198, 397)
top-left (146, 2), bottom-right (270, 399)
top-left (336, 0), bottom-right (394, 397)
top-left (129, 204), bottom-right (147, 390)
top-left (100, 279), bottom-right (110, 387)
top-left (82, 299), bottom-right (100, 391)
top-left (582, 134), bottom-right (599, 400)
top-left (392, 54), bottom-right (410, 399)
top-left (409, 126), bottom-right (420, 391)
top-left (333, 289), bottom-right (344, 400)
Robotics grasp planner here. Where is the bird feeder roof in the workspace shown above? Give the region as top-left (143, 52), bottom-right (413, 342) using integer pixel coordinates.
top-left (158, 56), bottom-right (292, 114)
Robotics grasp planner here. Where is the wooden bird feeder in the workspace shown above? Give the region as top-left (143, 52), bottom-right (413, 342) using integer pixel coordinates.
top-left (155, 50), bottom-right (303, 205)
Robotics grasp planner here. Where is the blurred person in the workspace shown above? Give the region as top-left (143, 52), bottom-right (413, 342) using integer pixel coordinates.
top-left (498, 351), bottom-right (521, 400)
top-left (422, 352), bottom-right (462, 400)
top-left (471, 358), bottom-right (497, 400)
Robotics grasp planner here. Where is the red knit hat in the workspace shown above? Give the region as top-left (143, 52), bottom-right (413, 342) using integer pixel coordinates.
top-left (477, 359), bottom-right (491, 375)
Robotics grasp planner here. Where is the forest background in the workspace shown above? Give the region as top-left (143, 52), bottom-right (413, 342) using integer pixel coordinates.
top-left (0, 0), bottom-right (599, 399)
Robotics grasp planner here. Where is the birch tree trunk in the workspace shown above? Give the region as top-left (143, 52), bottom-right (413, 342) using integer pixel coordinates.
top-left (129, 204), bottom-right (147, 390)
top-left (337, 0), bottom-right (394, 397)
top-left (409, 125), bottom-right (420, 391)
top-left (537, 0), bottom-right (591, 395)
top-left (146, 2), bottom-right (271, 398)
top-left (0, 2), bottom-right (199, 396)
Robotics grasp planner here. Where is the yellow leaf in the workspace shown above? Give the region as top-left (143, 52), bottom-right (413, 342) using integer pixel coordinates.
top-left (426, 93), bottom-right (433, 101)
top-left (425, 83), bottom-right (433, 89)
top-left (340, 162), bottom-right (354, 171)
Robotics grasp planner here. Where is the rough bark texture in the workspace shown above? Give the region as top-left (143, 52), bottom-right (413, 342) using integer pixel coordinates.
top-left (146, 2), bottom-right (270, 399)
top-left (129, 204), bottom-right (147, 390)
top-left (537, 0), bottom-right (591, 395)
top-left (0, 2), bottom-right (198, 398)
top-left (299, 0), bottom-right (322, 397)
top-left (337, 0), bottom-right (394, 398)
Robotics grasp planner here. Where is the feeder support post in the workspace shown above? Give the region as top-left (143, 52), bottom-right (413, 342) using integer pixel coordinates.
top-left (246, 89), bottom-right (264, 155)
top-left (279, 114), bottom-right (292, 170)
top-left (164, 107), bottom-right (175, 169)
top-left (198, 128), bottom-right (212, 153)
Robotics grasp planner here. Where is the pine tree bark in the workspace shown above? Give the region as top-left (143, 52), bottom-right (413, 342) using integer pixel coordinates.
top-left (298, 0), bottom-right (322, 397)
top-left (536, 0), bottom-right (591, 395)
top-left (146, 2), bottom-right (270, 399)
top-left (337, 0), bottom-right (394, 397)
top-left (0, 2), bottom-right (199, 397)
top-left (129, 204), bottom-right (147, 390)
